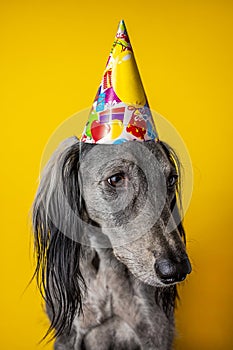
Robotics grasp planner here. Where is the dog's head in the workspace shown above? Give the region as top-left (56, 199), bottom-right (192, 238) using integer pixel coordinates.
top-left (33, 136), bottom-right (191, 336)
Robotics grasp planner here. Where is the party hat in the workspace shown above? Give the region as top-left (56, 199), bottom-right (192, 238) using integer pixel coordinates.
top-left (81, 20), bottom-right (159, 144)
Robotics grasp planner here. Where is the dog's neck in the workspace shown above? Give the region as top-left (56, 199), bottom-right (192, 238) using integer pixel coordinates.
top-left (78, 245), bottom-right (175, 348)
top-left (93, 247), bottom-right (167, 302)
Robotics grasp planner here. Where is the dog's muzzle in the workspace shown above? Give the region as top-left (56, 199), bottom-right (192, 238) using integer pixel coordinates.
top-left (155, 256), bottom-right (192, 284)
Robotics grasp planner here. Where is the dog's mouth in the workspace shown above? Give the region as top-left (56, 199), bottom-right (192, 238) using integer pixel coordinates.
top-left (159, 275), bottom-right (186, 285)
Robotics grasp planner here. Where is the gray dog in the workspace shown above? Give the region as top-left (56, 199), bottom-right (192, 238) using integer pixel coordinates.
top-left (33, 136), bottom-right (191, 349)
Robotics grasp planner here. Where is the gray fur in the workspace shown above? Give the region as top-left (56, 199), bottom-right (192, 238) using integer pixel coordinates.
top-left (33, 137), bottom-right (191, 350)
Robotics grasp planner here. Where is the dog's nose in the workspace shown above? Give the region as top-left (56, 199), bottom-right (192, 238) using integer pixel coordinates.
top-left (155, 257), bottom-right (192, 284)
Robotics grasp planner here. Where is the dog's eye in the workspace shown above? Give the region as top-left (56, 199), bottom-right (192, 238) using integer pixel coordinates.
top-left (168, 174), bottom-right (178, 188)
top-left (107, 173), bottom-right (127, 188)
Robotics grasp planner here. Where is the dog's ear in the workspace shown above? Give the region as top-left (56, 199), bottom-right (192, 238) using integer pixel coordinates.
top-left (156, 141), bottom-right (186, 317)
top-left (159, 141), bottom-right (186, 245)
top-left (32, 136), bottom-right (87, 339)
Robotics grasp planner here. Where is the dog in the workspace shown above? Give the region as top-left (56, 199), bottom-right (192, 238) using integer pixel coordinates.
top-left (32, 136), bottom-right (191, 349)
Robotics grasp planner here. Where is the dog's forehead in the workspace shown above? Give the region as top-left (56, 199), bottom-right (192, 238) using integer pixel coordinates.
top-left (80, 141), bottom-right (171, 177)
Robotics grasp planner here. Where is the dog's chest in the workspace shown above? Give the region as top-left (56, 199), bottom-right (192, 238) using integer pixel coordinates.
top-left (78, 260), bottom-right (174, 349)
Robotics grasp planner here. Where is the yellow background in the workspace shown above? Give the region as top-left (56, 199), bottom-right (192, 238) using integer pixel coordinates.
top-left (1, 0), bottom-right (233, 349)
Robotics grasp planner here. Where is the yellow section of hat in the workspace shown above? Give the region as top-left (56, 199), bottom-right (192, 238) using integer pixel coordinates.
top-left (112, 51), bottom-right (146, 106)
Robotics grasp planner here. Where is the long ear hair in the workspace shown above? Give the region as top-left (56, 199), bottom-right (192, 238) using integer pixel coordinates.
top-left (32, 136), bottom-right (90, 339)
top-left (160, 141), bottom-right (186, 244)
top-left (155, 141), bottom-right (187, 317)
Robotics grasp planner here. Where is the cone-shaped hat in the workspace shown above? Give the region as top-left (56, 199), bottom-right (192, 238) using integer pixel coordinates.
top-left (81, 20), bottom-right (159, 144)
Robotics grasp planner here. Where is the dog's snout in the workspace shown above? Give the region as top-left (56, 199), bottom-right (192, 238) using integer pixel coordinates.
top-left (155, 257), bottom-right (192, 284)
